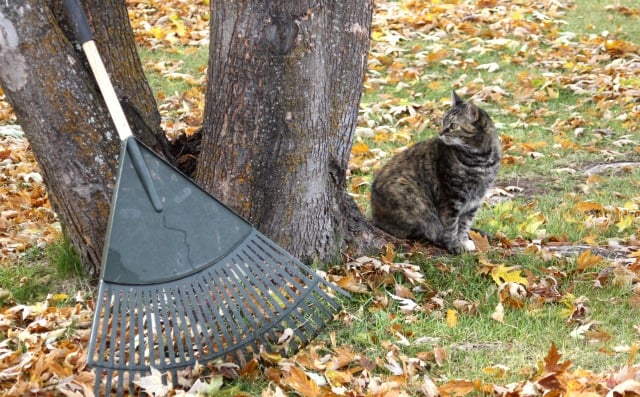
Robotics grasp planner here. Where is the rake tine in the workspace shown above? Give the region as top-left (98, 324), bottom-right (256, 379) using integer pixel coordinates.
top-left (158, 287), bottom-right (179, 370)
top-left (174, 285), bottom-right (199, 363)
top-left (241, 243), bottom-right (304, 309)
top-left (210, 265), bottom-right (253, 344)
top-left (221, 257), bottom-right (269, 329)
top-left (150, 287), bottom-right (168, 369)
top-left (234, 251), bottom-right (289, 329)
top-left (133, 289), bottom-right (145, 369)
top-left (206, 267), bottom-right (241, 350)
top-left (170, 286), bottom-right (190, 367)
top-left (248, 238), bottom-right (311, 293)
top-left (144, 288), bottom-right (158, 368)
top-left (234, 248), bottom-right (317, 349)
top-left (192, 273), bottom-right (228, 355)
top-left (103, 370), bottom-right (113, 396)
top-left (118, 290), bottom-right (130, 369)
top-left (180, 280), bottom-right (212, 358)
top-left (116, 369), bottom-right (126, 396)
top-left (108, 289), bottom-right (122, 366)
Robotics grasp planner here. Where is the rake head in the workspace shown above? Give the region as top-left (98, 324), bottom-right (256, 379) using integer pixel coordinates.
top-left (89, 229), bottom-right (345, 395)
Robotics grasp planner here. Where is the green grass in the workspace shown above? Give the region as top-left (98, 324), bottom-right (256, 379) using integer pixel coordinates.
top-left (325, 247), bottom-right (638, 385)
top-left (138, 46), bottom-right (208, 97)
top-left (0, 236), bottom-right (88, 304)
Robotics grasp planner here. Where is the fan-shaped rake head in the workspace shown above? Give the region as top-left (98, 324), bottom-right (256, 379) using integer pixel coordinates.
top-left (89, 230), bottom-right (346, 396)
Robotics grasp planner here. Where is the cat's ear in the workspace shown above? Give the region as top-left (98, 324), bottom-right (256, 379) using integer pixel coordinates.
top-left (467, 101), bottom-right (480, 122)
top-left (451, 91), bottom-right (464, 107)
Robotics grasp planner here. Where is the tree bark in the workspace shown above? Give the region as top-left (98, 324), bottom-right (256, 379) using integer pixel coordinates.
top-left (198, 0), bottom-right (382, 263)
top-left (0, 0), bottom-right (166, 274)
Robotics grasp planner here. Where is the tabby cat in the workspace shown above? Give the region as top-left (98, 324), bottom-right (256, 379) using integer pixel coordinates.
top-left (370, 91), bottom-right (501, 254)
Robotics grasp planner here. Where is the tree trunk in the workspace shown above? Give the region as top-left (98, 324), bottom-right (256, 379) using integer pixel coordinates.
top-left (197, 0), bottom-right (382, 263)
top-left (0, 0), bottom-right (166, 274)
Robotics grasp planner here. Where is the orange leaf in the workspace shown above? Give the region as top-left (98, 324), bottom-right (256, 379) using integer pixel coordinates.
top-left (351, 141), bottom-right (371, 156)
top-left (574, 201), bottom-right (604, 213)
top-left (543, 343), bottom-right (572, 374)
top-left (335, 274), bottom-right (369, 294)
top-left (576, 250), bottom-right (603, 271)
top-left (284, 366), bottom-right (322, 397)
top-left (381, 242), bottom-right (396, 264)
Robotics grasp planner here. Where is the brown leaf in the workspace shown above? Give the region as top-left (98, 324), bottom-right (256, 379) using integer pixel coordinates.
top-left (283, 366), bottom-right (322, 397)
top-left (434, 347), bottom-right (448, 366)
top-left (438, 380), bottom-right (477, 396)
top-left (469, 230), bottom-right (490, 253)
top-left (491, 303), bottom-right (505, 323)
top-left (543, 343), bottom-right (572, 374)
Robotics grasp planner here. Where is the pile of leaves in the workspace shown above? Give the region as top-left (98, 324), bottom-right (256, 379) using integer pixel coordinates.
top-left (0, 124), bottom-right (61, 261)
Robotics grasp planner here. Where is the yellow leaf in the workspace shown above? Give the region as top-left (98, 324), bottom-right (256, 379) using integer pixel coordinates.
top-left (491, 264), bottom-right (528, 286)
top-left (51, 293), bottom-right (69, 302)
top-left (616, 214), bottom-right (634, 232)
top-left (483, 364), bottom-right (509, 378)
top-left (168, 14), bottom-right (186, 37)
top-left (335, 274), bottom-right (369, 294)
top-left (519, 213), bottom-right (545, 236)
top-left (371, 30), bottom-right (384, 41)
top-left (446, 309), bottom-right (458, 328)
top-left (148, 26), bottom-right (165, 40)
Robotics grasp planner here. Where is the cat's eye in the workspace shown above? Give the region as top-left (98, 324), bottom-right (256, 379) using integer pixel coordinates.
top-left (449, 122), bottom-right (458, 130)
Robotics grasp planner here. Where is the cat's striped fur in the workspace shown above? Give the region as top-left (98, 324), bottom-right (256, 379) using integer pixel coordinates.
top-left (371, 91), bottom-right (501, 254)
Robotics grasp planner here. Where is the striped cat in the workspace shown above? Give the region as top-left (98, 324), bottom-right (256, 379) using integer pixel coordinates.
top-left (371, 91), bottom-right (501, 254)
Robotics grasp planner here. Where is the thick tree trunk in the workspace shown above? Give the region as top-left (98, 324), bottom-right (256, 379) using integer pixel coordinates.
top-left (198, 0), bottom-right (382, 263)
top-left (0, 0), bottom-right (166, 274)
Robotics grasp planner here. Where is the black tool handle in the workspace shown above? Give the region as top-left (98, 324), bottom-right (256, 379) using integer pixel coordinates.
top-left (62, 0), bottom-right (94, 44)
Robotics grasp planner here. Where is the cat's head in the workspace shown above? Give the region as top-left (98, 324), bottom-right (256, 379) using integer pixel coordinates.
top-left (439, 91), bottom-right (497, 152)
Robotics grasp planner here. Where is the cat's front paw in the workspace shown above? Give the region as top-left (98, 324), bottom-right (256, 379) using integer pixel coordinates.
top-left (444, 241), bottom-right (463, 254)
top-left (444, 239), bottom-right (475, 254)
top-left (461, 239), bottom-right (476, 252)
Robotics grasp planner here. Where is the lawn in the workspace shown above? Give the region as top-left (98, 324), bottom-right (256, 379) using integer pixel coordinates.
top-left (0, 0), bottom-right (639, 395)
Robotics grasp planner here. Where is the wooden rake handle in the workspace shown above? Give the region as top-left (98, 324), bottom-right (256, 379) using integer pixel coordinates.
top-left (62, 0), bottom-right (163, 212)
top-left (62, 0), bottom-right (132, 141)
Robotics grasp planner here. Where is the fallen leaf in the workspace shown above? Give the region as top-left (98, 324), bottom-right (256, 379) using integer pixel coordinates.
top-left (446, 309), bottom-right (458, 328)
top-left (576, 250), bottom-right (603, 271)
top-left (491, 265), bottom-right (529, 286)
top-left (491, 303), bottom-right (505, 323)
